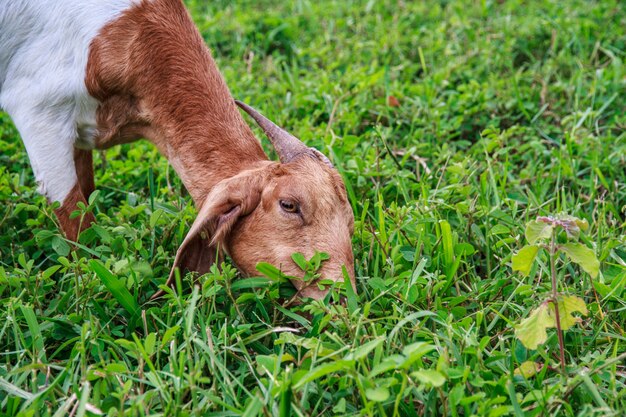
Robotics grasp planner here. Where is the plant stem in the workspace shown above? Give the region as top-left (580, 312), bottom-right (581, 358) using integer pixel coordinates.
top-left (550, 231), bottom-right (566, 375)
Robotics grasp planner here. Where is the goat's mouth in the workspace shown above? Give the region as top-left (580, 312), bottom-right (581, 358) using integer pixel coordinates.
top-left (237, 256), bottom-right (355, 301)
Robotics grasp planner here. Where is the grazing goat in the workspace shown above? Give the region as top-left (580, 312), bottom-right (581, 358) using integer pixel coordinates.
top-left (0, 0), bottom-right (355, 299)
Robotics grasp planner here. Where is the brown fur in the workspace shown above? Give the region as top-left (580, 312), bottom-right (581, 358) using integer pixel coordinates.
top-left (74, 148), bottom-right (95, 198)
top-left (85, 0), bottom-right (355, 299)
top-left (86, 0), bottom-right (265, 204)
top-left (53, 149), bottom-right (95, 242)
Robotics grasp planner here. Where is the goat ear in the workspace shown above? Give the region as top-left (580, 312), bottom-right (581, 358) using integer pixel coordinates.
top-left (151, 172), bottom-right (266, 299)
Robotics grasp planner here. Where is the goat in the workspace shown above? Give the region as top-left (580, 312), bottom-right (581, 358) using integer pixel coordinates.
top-left (0, 0), bottom-right (355, 300)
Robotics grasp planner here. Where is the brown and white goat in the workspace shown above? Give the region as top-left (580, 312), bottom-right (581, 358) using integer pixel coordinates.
top-left (0, 0), bottom-right (355, 299)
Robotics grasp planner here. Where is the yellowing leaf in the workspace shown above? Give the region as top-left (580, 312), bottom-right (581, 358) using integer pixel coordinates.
top-left (514, 361), bottom-right (541, 378)
top-left (559, 215), bottom-right (589, 232)
top-left (550, 295), bottom-right (588, 330)
top-left (560, 243), bottom-right (599, 278)
top-left (514, 304), bottom-right (555, 350)
top-left (575, 218), bottom-right (589, 232)
top-left (512, 245), bottom-right (539, 276)
top-left (525, 221), bottom-right (553, 244)
top-left (514, 296), bottom-right (587, 349)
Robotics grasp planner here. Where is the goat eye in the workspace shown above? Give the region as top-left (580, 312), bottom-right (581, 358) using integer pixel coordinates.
top-left (279, 200), bottom-right (299, 213)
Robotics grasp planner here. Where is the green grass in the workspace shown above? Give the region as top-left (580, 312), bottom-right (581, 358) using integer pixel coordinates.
top-left (1, 0), bottom-right (625, 415)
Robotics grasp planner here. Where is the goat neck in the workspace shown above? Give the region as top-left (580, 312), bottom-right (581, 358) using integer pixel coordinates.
top-left (86, 0), bottom-right (268, 206)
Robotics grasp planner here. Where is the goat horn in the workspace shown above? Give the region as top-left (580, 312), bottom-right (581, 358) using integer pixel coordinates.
top-left (235, 100), bottom-right (331, 165)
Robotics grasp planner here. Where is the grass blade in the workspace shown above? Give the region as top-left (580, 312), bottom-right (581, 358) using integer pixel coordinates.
top-left (89, 260), bottom-right (140, 327)
top-left (19, 304), bottom-right (46, 361)
top-left (343, 265), bottom-right (358, 314)
top-left (0, 377), bottom-right (34, 400)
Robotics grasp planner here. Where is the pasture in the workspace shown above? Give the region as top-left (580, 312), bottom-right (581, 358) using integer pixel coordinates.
top-left (1, 0), bottom-right (625, 415)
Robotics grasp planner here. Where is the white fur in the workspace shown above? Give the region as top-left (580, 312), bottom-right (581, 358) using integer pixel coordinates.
top-left (0, 0), bottom-right (137, 203)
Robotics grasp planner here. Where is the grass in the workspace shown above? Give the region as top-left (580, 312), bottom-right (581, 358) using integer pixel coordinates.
top-left (1, 0), bottom-right (625, 415)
